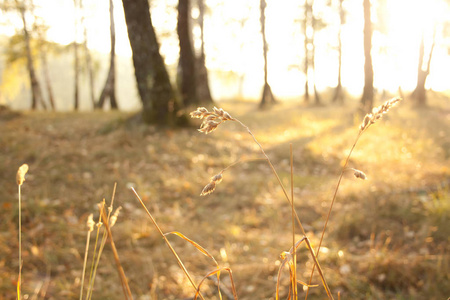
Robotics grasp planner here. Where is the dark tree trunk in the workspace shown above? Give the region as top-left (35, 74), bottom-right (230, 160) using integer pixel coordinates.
top-left (97, 0), bottom-right (118, 110)
top-left (122, 0), bottom-right (182, 125)
top-left (332, 0), bottom-right (344, 104)
top-left (411, 30), bottom-right (435, 107)
top-left (177, 0), bottom-right (198, 107)
top-left (73, 0), bottom-right (80, 110)
top-left (360, 0), bottom-right (373, 112)
top-left (195, 0), bottom-right (213, 104)
top-left (259, 0), bottom-right (276, 108)
top-left (16, 0), bottom-right (46, 110)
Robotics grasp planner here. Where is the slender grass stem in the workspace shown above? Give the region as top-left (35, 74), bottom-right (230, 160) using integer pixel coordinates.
top-left (79, 230), bottom-right (92, 300)
top-left (290, 144), bottom-right (298, 299)
top-left (18, 184), bottom-right (22, 300)
top-left (16, 164), bottom-right (28, 300)
top-left (85, 201), bottom-right (104, 300)
top-left (87, 183), bottom-right (118, 300)
top-left (131, 187), bottom-right (206, 300)
top-left (100, 207), bottom-right (133, 300)
top-left (304, 131), bottom-right (363, 299)
top-left (234, 119), bottom-right (307, 237)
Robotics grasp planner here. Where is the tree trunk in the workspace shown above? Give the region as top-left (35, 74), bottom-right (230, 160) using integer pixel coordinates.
top-left (73, 0), bottom-right (80, 110)
top-left (259, 0), bottom-right (276, 108)
top-left (332, 0), bottom-right (344, 104)
top-left (195, 0), bottom-right (213, 104)
top-left (122, 0), bottom-right (183, 125)
top-left (311, 2), bottom-right (321, 105)
top-left (411, 30), bottom-right (435, 107)
top-left (97, 0), bottom-right (118, 110)
top-left (360, 0), bottom-right (373, 112)
top-left (177, 0), bottom-right (198, 107)
top-left (16, 0), bottom-right (46, 110)
top-left (39, 42), bottom-right (56, 110)
top-left (34, 5), bottom-right (55, 110)
top-left (303, 0), bottom-right (310, 104)
top-left (80, 0), bottom-right (96, 109)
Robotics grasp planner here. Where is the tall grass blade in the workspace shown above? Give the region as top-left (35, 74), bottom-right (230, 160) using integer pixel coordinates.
top-left (193, 267), bottom-right (238, 300)
top-left (131, 187), bottom-right (206, 300)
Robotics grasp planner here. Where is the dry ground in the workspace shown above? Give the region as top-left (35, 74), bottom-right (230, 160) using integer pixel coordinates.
top-left (0, 98), bottom-right (449, 299)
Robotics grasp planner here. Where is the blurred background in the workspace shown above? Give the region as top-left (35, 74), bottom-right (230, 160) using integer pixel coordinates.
top-left (0, 0), bottom-right (449, 110)
top-left (0, 0), bottom-right (449, 299)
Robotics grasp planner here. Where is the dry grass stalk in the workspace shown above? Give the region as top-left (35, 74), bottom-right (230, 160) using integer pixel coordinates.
top-left (16, 163), bottom-right (28, 300)
top-left (86, 183), bottom-right (123, 300)
top-left (85, 201), bottom-right (105, 300)
top-left (198, 157), bottom-right (265, 196)
top-left (109, 206), bottom-right (122, 227)
top-left (79, 214), bottom-right (94, 300)
top-left (16, 164), bottom-right (29, 186)
top-left (290, 144), bottom-right (298, 299)
top-left (276, 250), bottom-right (318, 300)
top-left (190, 107), bottom-right (234, 134)
top-left (359, 97), bottom-right (402, 132)
top-left (304, 97), bottom-right (402, 299)
top-left (276, 237), bottom-right (332, 300)
top-left (193, 267), bottom-right (238, 300)
top-left (191, 108), bottom-right (336, 296)
top-left (131, 187), bottom-right (207, 300)
top-left (164, 231), bottom-right (237, 299)
top-left (191, 107), bottom-right (308, 237)
top-left (99, 204), bottom-right (132, 300)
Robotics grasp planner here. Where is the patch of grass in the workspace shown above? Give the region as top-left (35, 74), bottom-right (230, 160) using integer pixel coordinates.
top-left (1, 99), bottom-right (449, 299)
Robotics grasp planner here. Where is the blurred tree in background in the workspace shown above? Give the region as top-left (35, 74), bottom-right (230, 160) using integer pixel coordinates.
top-left (360, 0), bottom-right (373, 111)
top-left (96, 0), bottom-right (118, 110)
top-left (259, 0), bottom-right (277, 108)
top-left (122, 0), bottom-right (184, 125)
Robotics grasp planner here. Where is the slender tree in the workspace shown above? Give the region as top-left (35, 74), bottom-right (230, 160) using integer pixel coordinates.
top-left (195, 0), bottom-right (213, 104)
top-left (80, 0), bottom-right (96, 109)
top-left (73, 0), bottom-right (80, 110)
top-left (311, 1), bottom-right (321, 105)
top-left (303, 0), bottom-right (322, 105)
top-left (177, 0), bottom-right (198, 107)
top-left (303, 0), bottom-right (310, 103)
top-left (259, 0), bottom-right (276, 108)
top-left (15, 0), bottom-right (46, 110)
top-left (121, 0), bottom-right (184, 125)
top-left (360, 0), bottom-right (373, 111)
top-left (97, 0), bottom-right (118, 109)
top-left (38, 34), bottom-right (56, 110)
top-left (411, 29), bottom-right (436, 106)
top-left (332, 0), bottom-right (344, 104)
top-left (34, 12), bottom-right (56, 110)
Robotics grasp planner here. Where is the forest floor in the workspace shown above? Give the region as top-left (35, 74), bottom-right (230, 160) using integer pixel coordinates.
top-left (0, 97), bottom-right (449, 300)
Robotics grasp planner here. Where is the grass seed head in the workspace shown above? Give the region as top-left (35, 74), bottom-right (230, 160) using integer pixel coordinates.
top-left (190, 107), bottom-right (211, 119)
top-left (353, 170), bottom-right (367, 180)
top-left (211, 173), bottom-right (223, 183)
top-left (191, 107), bottom-right (234, 134)
top-left (360, 97), bottom-right (402, 131)
top-left (110, 206), bottom-right (122, 227)
top-left (16, 164), bottom-right (29, 186)
top-left (200, 181), bottom-right (216, 196)
top-left (87, 214), bottom-right (95, 232)
top-left (198, 120), bottom-right (220, 134)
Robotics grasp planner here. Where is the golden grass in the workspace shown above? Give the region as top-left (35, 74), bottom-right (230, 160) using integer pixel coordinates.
top-left (2, 99), bottom-right (449, 299)
top-left (16, 163), bottom-right (28, 300)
